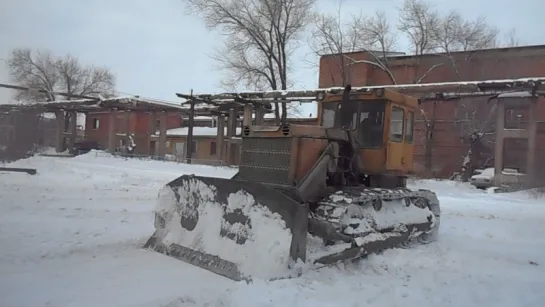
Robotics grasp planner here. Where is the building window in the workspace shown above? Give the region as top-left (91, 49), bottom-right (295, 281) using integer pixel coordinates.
top-left (405, 111), bottom-right (414, 144)
top-left (389, 106), bottom-right (404, 143)
top-left (210, 141), bottom-right (217, 155)
top-left (92, 118), bottom-right (100, 129)
top-left (156, 120), bottom-right (160, 131)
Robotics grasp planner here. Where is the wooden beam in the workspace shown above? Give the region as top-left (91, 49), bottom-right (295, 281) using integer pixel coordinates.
top-left (175, 77), bottom-right (545, 104)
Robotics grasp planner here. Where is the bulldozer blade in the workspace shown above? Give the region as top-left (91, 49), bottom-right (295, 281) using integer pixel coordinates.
top-left (145, 231), bottom-right (245, 281)
top-left (144, 174), bottom-right (308, 281)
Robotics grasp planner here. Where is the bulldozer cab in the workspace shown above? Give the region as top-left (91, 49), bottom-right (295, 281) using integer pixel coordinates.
top-left (317, 87), bottom-right (418, 176)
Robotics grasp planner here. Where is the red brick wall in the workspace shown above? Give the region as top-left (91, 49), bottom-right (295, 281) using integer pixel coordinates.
top-left (319, 46), bottom-right (545, 88)
top-left (85, 111), bottom-right (182, 153)
top-left (319, 46), bottom-right (545, 178)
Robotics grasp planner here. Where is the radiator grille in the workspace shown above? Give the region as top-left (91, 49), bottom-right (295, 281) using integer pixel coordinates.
top-left (238, 137), bottom-right (292, 185)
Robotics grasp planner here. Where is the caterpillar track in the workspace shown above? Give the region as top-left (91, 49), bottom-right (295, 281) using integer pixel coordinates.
top-left (144, 175), bottom-right (440, 282)
top-left (307, 187), bottom-right (440, 265)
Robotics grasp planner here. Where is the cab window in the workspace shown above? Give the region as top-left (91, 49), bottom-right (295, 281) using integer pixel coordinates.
top-left (389, 106), bottom-right (404, 142)
top-left (321, 103), bottom-right (336, 128)
top-left (357, 101), bottom-right (385, 149)
top-left (405, 111), bottom-right (414, 144)
top-left (321, 102), bottom-right (358, 130)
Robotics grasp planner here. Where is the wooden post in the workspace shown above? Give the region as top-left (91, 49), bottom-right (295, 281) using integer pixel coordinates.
top-left (243, 104), bottom-right (252, 126)
top-left (107, 108), bottom-right (118, 153)
top-left (67, 111), bottom-right (77, 151)
top-left (526, 99), bottom-right (537, 186)
top-left (124, 110), bottom-right (131, 153)
top-left (216, 113), bottom-right (225, 162)
top-left (186, 90), bottom-right (195, 163)
top-left (148, 111), bottom-right (156, 155)
top-left (158, 111), bottom-right (167, 157)
top-left (55, 110), bottom-right (65, 153)
top-left (226, 108), bottom-right (236, 165)
top-left (493, 102), bottom-right (505, 186)
top-left (255, 107), bottom-right (265, 125)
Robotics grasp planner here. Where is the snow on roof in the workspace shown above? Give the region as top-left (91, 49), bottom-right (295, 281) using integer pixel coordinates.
top-left (187, 77), bottom-right (545, 99)
top-left (0, 96), bottom-right (190, 112)
top-left (159, 126), bottom-right (242, 137)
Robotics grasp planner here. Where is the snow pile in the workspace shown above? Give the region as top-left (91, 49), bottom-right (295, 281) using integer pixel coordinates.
top-left (35, 146), bottom-right (71, 156)
top-left (154, 177), bottom-right (294, 280)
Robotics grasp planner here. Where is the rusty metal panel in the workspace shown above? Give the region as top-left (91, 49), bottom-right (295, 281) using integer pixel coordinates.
top-left (238, 137), bottom-right (293, 185)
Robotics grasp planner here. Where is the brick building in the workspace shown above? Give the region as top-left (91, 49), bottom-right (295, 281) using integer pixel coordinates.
top-left (85, 110), bottom-right (182, 155)
top-left (319, 45), bottom-right (545, 178)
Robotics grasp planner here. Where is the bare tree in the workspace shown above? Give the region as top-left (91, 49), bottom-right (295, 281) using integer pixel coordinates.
top-left (308, 1), bottom-right (357, 86)
top-left (7, 48), bottom-right (116, 103)
top-left (7, 48), bottom-right (116, 150)
top-left (185, 0), bottom-right (316, 124)
top-left (428, 12), bottom-right (498, 80)
top-left (455, 16), bottom-right (498, 51)
top-left (308, 0), bottom-right (397, 86)
top-left (7, 49), bottom-right (59, 102)
top-left (398, 0), bottom-right (439, 56)
top-left (349, 11), bottom-right (397, 84)
top-left (502, 28), bottom-right (520, 47)
top-left (397, 0), bottom-right (441, 84)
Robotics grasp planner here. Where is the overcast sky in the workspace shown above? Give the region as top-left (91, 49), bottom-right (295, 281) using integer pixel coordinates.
top-left (1, 0), bottom-right (544, 116)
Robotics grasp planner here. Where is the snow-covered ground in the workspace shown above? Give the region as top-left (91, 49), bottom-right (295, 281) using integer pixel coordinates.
top-left (1, 151), bottom-right (544, 307)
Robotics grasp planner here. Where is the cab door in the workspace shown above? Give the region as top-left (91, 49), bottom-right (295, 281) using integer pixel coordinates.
top-left (386, 105), bottom-right (405, 171)
top-left (402, 111), bottom-right (415, 173)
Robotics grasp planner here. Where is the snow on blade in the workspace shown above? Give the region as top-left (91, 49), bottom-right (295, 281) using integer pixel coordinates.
top-left (154, 177), bottom-right (294, 280)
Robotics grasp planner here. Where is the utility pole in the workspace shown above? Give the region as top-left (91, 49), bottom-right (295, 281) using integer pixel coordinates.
top-left (185, 89), bottom-right (195, 164)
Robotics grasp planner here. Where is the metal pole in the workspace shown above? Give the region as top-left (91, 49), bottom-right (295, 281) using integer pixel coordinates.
top-left (185, 89), bottom-right (195, 164)
top-left (0, 83), bottom-right (97, 100)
